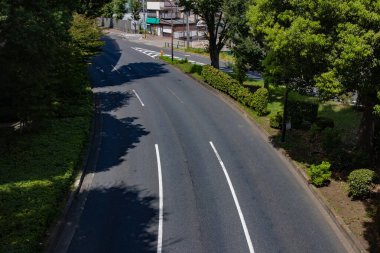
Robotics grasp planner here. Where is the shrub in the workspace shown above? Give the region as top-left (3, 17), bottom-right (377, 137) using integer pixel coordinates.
top-left (190, 64), bottom-right (203, 75)
top-left (270, 112), bottom-right (283, 129)
top-left (288, 93), bottom-right (319, 129)
top-left (348, 169), bottom-right (377, 199)
top-left (201, 65), bottom-right (269, 115)
top-left (315, 117), bottom-right (334, 130)
top-left (307, 161), bottom-right (332, 187)
top-left (250, 88), bottom-right (269, 116)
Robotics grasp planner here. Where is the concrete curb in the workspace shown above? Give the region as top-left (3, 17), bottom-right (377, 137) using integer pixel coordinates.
top-left (43, 97), bottom-right (101, 253)
top-left (161, 60), bottom-right (367, 253)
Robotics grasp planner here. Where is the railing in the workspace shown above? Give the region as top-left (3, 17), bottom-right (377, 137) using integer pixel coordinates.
top-left (164, 40), bottom-right (186, 48)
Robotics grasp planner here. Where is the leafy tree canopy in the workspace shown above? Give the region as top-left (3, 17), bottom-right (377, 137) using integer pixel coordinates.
top-left (247, 0), bottom-right (380, 156)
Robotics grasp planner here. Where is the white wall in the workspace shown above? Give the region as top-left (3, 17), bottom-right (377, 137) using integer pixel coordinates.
top-left (147, 2), bottom-right (164, 10)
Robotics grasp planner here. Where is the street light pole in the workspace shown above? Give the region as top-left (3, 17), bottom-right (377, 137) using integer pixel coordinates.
top-left (143, 0), bottom-right (146, 38)
top-left (171, 13), bottom-right (174, 62)
top-left (186, 11), bottom-right (190, 48)
top-left (166, 0), bottom-right (178, 62)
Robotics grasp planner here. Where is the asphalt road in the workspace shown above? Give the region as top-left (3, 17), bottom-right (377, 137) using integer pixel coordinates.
top-left (50, 35), bottom-right (351, 253)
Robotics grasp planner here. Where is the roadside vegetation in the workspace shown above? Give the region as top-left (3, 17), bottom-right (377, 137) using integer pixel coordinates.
top-left (175, 47), bottom-right (235, 63)
top-left (0, 0), bottom-right (104, 251)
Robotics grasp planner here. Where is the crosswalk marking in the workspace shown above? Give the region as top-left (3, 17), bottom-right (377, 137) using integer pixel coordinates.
top-left (131, 47), bottom-right (206, 66)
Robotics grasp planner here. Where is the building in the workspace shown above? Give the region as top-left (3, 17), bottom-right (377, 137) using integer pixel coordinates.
top-left (145, 1), bottom-right (204, 39)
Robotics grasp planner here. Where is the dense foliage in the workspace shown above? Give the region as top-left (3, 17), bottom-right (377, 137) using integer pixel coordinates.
top-left (247, 0), bottom-right (380, 157)
top-left (348, 169), bottom-right (377, 199)
top-left (287, 94), bottom-right (319, 129)
top-left (0, 1), bottom-right (103, 128)
top-left (0, 1), bottom-right (104, 251)
top-left (224, 0), bottom-right (264, 84)
top-left (202, 65), bottom-right (268, 114)
top-left (101, 0), bottom-right (127, 19)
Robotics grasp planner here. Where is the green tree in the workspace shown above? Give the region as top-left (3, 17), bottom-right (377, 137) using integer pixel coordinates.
top-left (130, 0), bottom-right (141, 34)
top-left (0, 0), bottom-right (104, 128)
top-left (247, 0), bottom-right (380, 155)
top-left (101, 0), bottom-right (127, 19)
top-left (179, 0), bottom-right (230, 69)
top-left (0, 0), bottom-right (75, 127)
top-left (225, 0), bottom-right (264, 84)
top-left (77, 0), bottom-right (113, 17)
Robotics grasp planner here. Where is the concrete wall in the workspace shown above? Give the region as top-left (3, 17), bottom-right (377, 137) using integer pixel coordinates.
top-left (98, 18), bottom-right (135, 33)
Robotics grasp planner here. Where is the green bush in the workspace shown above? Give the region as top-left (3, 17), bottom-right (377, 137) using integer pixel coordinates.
top-left (348, 169), bottom-right (377, 199)
top-left (190, 64), bottom-right (203, 75)
top-left (270, 112), bottom-right (283, 129)
top-left (201, 65), bottom-right (268, 115)
top-left (307, 161), bottom-right (332, 187)
top-left (250, 88), bottom-right (269, 116)
top-left (288, 93), bottom-right (319, 129)
top-left (315, 117), bottom-right (335, 130)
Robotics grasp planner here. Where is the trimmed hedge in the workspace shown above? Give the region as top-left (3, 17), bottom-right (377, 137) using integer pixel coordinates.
top-left (348, 169), bottom-right (377, 199)
top-left (202, 65), bottom-right (268, 115)
top-left (270, 112), bottom-right (283, 129)
top-left (288, 93), bottom-right (319, 129)
top-left (251, 88), bottom-right (269, 116)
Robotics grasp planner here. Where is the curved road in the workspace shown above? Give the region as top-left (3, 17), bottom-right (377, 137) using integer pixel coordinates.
top-left (51, 35), bottom-right (352, 253)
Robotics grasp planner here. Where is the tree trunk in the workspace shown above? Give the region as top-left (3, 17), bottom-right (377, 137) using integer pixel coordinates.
top-left (209, 43), bottom-right (220, 69)
top-left (281, 86), bottom-right (289, 142)
top-left (358, 100), bottom-right (376, 160)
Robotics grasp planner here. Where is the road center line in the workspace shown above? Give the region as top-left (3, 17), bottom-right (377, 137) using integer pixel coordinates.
top-left (155, 144), bottom-right (164, 253)
top-left (209, 141), bottom-right (256, 253)
top-left (167, 88), bottom-right (185, 104)
top-left (132, 90), bottom-right (145, 107)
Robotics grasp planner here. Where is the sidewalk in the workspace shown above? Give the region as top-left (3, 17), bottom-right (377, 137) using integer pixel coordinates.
top-left (104, 29), bottom-right (207, 49)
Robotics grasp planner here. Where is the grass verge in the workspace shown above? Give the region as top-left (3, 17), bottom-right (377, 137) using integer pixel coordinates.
top-left (173, 46), bottom-right (235, 63)
top-left (160, 56), bottom-right (204, 82)
top-left (0, 113), bottom-right (91, 252)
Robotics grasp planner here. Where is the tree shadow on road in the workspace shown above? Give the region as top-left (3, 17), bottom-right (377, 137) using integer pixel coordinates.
top-left (68, 186), bottom-right (159, 253)
top-left (91, 87), bottom-right (149, 173)
top-left (90, 36), bottom-right (169, 88)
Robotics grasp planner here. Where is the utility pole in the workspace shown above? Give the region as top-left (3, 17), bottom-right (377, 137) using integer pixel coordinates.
top-left (171, 4), bottom-right (174, 62)
top-left (186, 11), bottom-right (190, 48)
top-left (143, 0), bottom-right (146, 38)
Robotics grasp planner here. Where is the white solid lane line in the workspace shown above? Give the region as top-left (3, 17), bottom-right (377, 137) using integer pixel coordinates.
top-left (132, 90), bottom-right (145, 107)
top-left (209, 141), bottom-right (256, 253)
top-left (155, 144), bottom-right (164, 253)
top-left (167, 88), bottom-right (185, 104)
